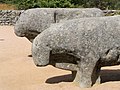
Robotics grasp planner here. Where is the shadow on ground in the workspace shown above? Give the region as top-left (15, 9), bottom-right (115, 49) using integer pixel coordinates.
top-left (46, 74), bottom-right (74, 84)
top-left (101, 69), bottom-right (120, 83)
top-left (46, 69), bottom-right (120, 84)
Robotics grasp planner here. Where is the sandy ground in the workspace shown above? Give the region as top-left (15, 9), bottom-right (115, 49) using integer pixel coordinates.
top-left (1, 26), bottom-right (120, 90)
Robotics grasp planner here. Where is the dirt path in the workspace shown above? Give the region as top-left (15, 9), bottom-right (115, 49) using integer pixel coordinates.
top-left (0, 26), bottom-right (120, 90)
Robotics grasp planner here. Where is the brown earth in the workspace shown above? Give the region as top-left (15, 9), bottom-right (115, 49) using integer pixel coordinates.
top-left (0, 4), bottom-right (15, 10)
top-left (0, 26), bottom-right (120, 90)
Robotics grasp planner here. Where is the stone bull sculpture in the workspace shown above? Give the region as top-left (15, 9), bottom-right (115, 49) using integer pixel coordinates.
top-left (14, 8), bottom-right (104, 42)
top-left (32, 15), bottom-right (120, 88)
top-left (14, 8), bottom-right (104, 80)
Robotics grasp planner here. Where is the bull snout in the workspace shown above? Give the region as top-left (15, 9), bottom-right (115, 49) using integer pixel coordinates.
top-left (14, 30), bottom-right (26, 37)
top-left (36, 63), bottom-right (49, 67)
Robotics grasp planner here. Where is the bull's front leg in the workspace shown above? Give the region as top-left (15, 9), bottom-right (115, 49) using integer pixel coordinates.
top-left (74, 56), bottom-right (101, 88)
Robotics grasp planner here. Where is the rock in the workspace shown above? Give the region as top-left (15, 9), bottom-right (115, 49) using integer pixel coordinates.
top-left (0, 10), bottom-right (23, 25)
top-left (14, 8), bottom-right (104, 42)
top-left (32, 15), bottom-right (120, 88)
top-left (55, 8), bottom-right (104, 22)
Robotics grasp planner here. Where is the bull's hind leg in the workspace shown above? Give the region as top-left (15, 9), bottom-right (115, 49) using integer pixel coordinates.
top-left (74, 56), bottom-right (100, 88)
top-left (72, 71), bottom-right (77, 79)
top-left (32, 42), bottom-right (51, 67)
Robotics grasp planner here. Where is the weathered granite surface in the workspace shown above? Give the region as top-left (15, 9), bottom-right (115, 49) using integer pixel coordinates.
top-left (32, 15), bottom-right (120, 88)
top-left (14, 8), bottom-right (104, 42)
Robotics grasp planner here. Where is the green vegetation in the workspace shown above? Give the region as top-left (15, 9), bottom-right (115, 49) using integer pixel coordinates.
top-left (0, 0), bottom-right (120, 10)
